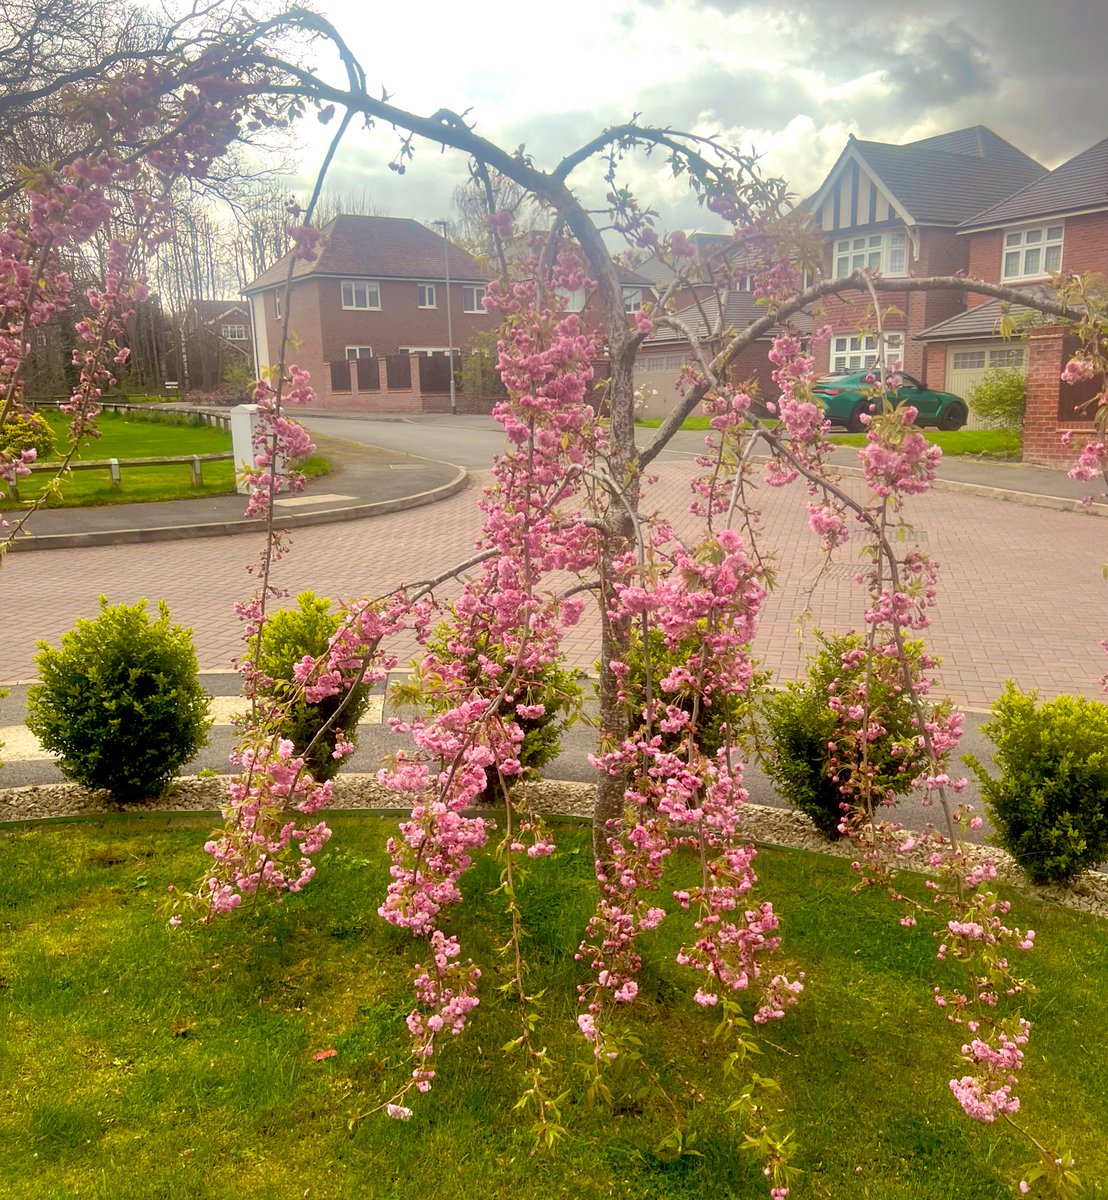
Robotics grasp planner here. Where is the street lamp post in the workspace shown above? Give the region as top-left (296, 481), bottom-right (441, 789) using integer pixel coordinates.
top-left (433, 219), bottom-right (457, 416)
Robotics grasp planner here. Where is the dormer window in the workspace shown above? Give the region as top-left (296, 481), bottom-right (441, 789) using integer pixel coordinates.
top-left (833, 230), bottom-right (908, 279)
top-left (1002, 224), bottom-right (1063, 281)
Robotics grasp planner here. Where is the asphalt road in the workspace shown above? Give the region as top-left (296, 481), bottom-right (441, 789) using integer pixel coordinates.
top-left (0, 672), bottom-right (999, 847)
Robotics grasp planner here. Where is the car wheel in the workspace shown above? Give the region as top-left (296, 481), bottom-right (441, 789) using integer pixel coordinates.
top-left (937, 402), bottom-right (967, 431)
top-left (846, 400), bottom-right (868, 433)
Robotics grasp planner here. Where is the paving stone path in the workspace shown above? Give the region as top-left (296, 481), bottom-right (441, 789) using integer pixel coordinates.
top-left (4, 460), bottom-right (1106, 709)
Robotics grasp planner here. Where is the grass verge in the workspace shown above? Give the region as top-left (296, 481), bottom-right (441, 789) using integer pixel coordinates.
top-left (3, 412), bottom-right (330, 509)
top-left (0, 813), bottom-right (1104, 1199)
top-left (637, 416), bottom-right (1020, 457)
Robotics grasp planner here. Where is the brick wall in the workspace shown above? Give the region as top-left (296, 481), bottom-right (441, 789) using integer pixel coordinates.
top-left (964, 212), bottom-right (1108, 307)
top-left (1021, 325), bottom-right (1095, 466)
top-left (924, 342), bottom-right (948, 390)
top-left (912, 228), bottom-right (970, 380)
top-left (1059, 210), bottom-right (1108, 275)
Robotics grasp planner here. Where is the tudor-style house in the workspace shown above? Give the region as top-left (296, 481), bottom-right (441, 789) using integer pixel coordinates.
top-left (804, 126), bottom-right (1046, 381)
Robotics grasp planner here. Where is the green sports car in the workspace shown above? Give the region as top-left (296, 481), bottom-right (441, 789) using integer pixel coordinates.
top-left (813, 371), bottom-right (968, 433)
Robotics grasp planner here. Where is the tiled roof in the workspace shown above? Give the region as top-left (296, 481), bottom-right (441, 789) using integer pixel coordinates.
top-left (851, 129), bottom-right (1045, 225)
top-left (643, 289), bottom-right (812, 347)
top-left (915, 286), bottom-right (1056, 341)
top-left (188, 299), bottom-right (249, 321)
top-left (633, 233), bottom-right (755, 286)
top-left (243, 215), bottom-right (492, 293)
top-left (960, 136), bottom-right (1108, 229)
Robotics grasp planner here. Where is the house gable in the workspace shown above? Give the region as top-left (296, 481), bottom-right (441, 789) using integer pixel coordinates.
top-left (807, 143), bottom-right (909, 235)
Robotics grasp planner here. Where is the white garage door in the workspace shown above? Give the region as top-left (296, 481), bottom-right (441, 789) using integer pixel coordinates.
top-left (945, 342), bottom-right (1026, 430)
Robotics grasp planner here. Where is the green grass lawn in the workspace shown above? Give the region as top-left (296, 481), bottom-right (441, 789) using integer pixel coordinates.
top-left (637, 417), bottom-right (1020, 458)
top-left (3, 412), bottom-right (329, 509)
top-left (1, 813), bottom-right (1104, 1199)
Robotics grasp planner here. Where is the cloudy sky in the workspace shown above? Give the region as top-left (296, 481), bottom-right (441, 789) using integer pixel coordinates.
top-left (280, 0), bottom-right (1107, 233)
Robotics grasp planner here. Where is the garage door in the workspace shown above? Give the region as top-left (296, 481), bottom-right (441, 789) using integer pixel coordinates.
top-left (945, 343), bottom-right (1026, 430)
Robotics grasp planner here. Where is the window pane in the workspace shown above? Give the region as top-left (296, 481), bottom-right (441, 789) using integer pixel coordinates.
top-left (848, 354), bottom-right (862, 369)
top-left (869, 235), bottom-right (882, 247)
top-left (1024, 228), bottom-right (1042, 244)
top-left (836, 256), bottom-right (849, 277)
top-left (953, 351), bottom-right (986, 369)
top-left (834, 337), bottom-right (847, 352)
top-left (1003, 251), bottom-right (1021, 277)
top-left (850, 336), bottom-right (861, 351)
top-left (1045, 244), bottom-right (1062, 271)
top-left (853, 237), bottom-right (865, 250)
top-left (1024, 247), bottom-right (1041, 275)
top-left (1005, 232), bottom-right (1022, 247)
top-left (868, 251), bottom-right (881, 269)
top-left (888, 248), bottom-right (905, 274)
top-left (1047, 225), bottom-right (1064, 239)
top-left (369, 284), bottom-right (380, 307)
top-left (889, 231), bottom-right (906, 246)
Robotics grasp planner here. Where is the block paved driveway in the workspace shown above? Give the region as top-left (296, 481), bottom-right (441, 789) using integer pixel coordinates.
top-left (4, 459), bottom-right (1106, 710)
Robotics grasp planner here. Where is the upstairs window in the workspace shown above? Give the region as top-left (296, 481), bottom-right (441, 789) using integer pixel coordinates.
top-left (345, 345), bottom-right (374, 359)
top-left (1002, 224), bottom-right (1063, 281)
top-left (417, 283), bottom-right (436, 308)
top-left (831, 331), bottom-right (903, 373)
top-left (220, 323), bottom-right (246, 340)
top-left (462, 285), bottom-right (487, 313)
top-left (833, 230), bottom-right (908, 279)
top-left (274, 292), bottom-right (282, 319)
top-left (622, 287), bottom-right (644, 313)
top-left (341, 280), bottom-right (381, 310)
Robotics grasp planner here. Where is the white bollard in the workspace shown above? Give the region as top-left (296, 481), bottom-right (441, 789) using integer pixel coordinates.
top-left (229, 404), bottom-right (259, 495)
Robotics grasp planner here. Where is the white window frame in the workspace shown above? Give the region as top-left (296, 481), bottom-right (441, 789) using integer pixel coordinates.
top-left (462, 285), bottom-right (487, 313)
top-left (559, 288), bottom-right (586, 313)
top-left (833, 230), bottom-right (909, 279)
top-left (1001, 223), bottom-right (1064, 282)
top-left (622, 287), bottom-right (644, 313)
top-left (341, 280), bottom-right (381, 310)
top-left (344, 345), bottom-right (374, 359)
top-left (831, 331), bottom-right (903, 374)
top-left (273, 292), bottom-right (282, 319)
top-left (220, 323), bottom-right (247, 340)
top-left (400, 346), bottom-right (451, 356)
top-left (417, 283), bottom-right (436, 309)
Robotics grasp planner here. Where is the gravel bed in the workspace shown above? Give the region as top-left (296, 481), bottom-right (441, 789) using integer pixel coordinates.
top-left (3, 775), bottom-right (1107, 920)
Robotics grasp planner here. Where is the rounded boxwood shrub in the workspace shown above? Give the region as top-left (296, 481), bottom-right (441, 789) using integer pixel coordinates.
top-left (0, 410), bottom-right (56, 461)
top-left (967, 367), bottom-right (1026, 430)
top-left (27, 597), bottom-right (211, 802)
top-left (620, 624), bottom-right (757, 759)
top-left (760, 632), bottom-right (928, 839)
top-left (394, 618), bottom-right (583, 802)
top-left (255, 591), bottom-right (372, 782)
top-left (965, 683), bottom-right (1108, 884)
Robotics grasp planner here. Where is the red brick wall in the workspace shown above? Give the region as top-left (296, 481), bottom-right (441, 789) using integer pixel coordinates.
top-left (1059, 210), bottom-right (1108, 276)
top-left (913, 228), bottom-right (970, 379)
top-left (924, 342), bottom-right (948, 390)
top-left (1021, 325), bottom-right (1095, 466)
top-left (966, 230), bottom-right (1004, 304)
top-left (964, 212), bottom-right (1108, 306)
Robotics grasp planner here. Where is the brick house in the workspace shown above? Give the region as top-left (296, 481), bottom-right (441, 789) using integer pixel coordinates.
top-left (637, 290), bottom-right (811, 420)
top-left (242, 215), bottom-right (496, 410)
top-left (915, 136), bottom-right (1108, 463)
top-left (173, 299), bottom-right (253, 391)
top-left (804, 127), bottom-right (1045, 382)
